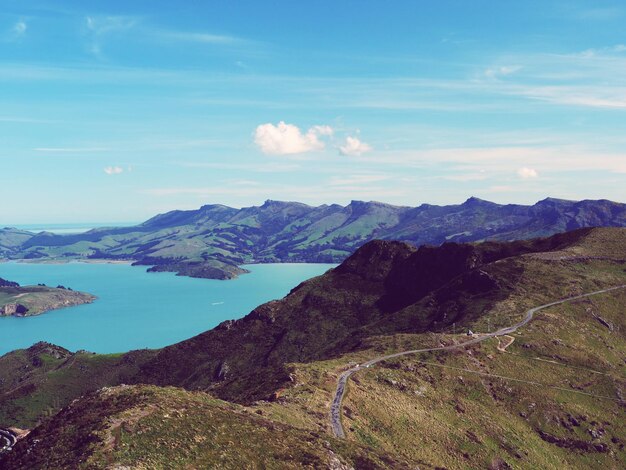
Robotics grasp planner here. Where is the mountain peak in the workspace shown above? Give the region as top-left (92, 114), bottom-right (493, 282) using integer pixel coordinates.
top-left (348, 200), bottom-right (405, 209)
top-left (536, 197), bottom-right (573, 205)
top-left (260, 200), bottom-right (310, 210)
top-left (461, 196), bottom-right (497, 207)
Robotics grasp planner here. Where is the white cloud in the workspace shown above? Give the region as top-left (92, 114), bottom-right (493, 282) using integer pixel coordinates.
top-left (254, 121), bottom-right (332, 155)
top-left (339, 136), bottom-right (372, 156)
top-left (517, 167), bottom-right (539, 179)
top-left (104, 166), bottom-right (124, 175)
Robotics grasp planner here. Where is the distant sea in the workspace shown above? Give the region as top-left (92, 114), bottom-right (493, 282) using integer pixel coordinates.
top-left (11, 222), bottom-right (138, 234)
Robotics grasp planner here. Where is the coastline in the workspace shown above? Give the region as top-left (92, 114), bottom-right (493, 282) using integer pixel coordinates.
top-left (12, 259), bottom-right (134, 265)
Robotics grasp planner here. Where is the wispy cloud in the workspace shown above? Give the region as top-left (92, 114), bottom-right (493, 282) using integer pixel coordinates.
top-left (4, 19), bottom-right (27, 42)
top-left (355, 144), bottom-right (626, 175)
top-left (328, 174), bottom-right (388, 186)
top-left (0, 116), bottom-right (57, 123)
top-left (82, 15), bottom-right (251, 59)
top-left (478, 46), bottom-right (626, 110)
top-left (484, 65), bottom-right (522, 79)
top-left (571, 7), bottom-right (623, 21)
top-left (13, 20), bottom-right (27, 36)
top-left (178, 161), bottom-right (301, 173)
top-left (84, 15), bottom-right (138, 58)
top-left (155, 30), bottom-right (242, 45)
top-left (576, 44), bottom-right (626, 58)
top-left (509, 85), bottom-right (626, 109)
top-left (442, 171), bottom-right (488, 182)
top-left (34, 147), bottom-right (108, 152)
top-left (140, 183), bottom-right (405, 205)
top-left (104, 166), bottom-right (124, 175)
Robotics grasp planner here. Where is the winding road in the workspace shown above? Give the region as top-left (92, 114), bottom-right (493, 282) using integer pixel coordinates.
top-left (0, 428), bottom-right (17, 453)
top-left (330, 284), bottom-right (626, 438)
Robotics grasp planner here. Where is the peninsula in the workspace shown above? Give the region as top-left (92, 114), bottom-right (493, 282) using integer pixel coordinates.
top-left (0, 278), bottom-right (96, 317)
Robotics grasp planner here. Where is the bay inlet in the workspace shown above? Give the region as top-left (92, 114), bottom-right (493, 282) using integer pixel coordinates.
top-left (0, 262), bottom-right (335, 355)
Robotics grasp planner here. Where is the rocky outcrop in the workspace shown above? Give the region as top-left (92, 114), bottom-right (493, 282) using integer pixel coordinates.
top-left (0, 303), bottom-right (28, 316)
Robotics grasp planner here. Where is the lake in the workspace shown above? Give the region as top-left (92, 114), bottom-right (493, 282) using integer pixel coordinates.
top-left (0, 262), bottom-right (335, 355)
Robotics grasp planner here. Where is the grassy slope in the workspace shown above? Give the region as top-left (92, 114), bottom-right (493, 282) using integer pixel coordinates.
top-left (0, 344), bottom-right (155, 427)
top-left (1, 385), bottom-right (408, 469)
top-left (251, 230), bottom-right (626, 469)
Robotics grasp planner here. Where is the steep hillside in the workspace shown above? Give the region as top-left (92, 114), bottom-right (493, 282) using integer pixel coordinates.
top-left (2, 197), bottom-right (625, 279)
top-left (0, 343), bottom-right (154, 427)
top-left (132, 228), bottom-right (625, 403)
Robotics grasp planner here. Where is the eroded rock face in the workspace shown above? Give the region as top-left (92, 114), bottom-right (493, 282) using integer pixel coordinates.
top-left (0, 303), bottom-right (29, 316)
top-left (27, 342), bottom-right (72, 359)
top-left (214, 361), bottom-right (231, 381)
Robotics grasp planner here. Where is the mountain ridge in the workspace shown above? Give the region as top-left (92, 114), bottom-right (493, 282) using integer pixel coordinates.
top-left (1, 197), bottom-right (625, 280)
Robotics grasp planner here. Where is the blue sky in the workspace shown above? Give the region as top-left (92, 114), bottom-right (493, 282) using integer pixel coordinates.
top-left (1, 0), bottom-right (625, 223)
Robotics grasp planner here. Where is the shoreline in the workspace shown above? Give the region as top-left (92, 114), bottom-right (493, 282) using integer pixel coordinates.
top-left (11, 259), bottom-right (134, 266)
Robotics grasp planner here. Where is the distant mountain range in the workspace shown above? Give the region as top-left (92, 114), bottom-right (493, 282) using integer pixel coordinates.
top-left (1, 197), bottom-right (625, 279)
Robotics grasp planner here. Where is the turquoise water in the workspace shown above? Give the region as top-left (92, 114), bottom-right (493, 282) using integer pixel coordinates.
top-left (0, 262), bottom-right (335, 355)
